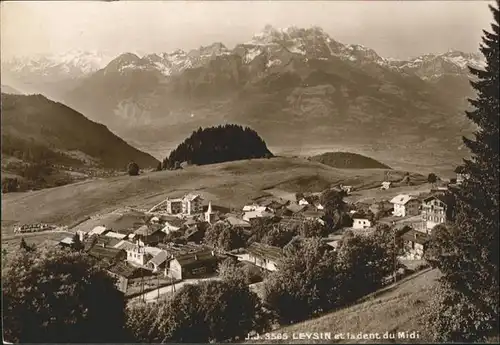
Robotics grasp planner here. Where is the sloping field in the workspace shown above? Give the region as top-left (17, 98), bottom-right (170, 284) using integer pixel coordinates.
top-left (2, 157), bottom-right (424, 235)
top-left (247, 268), bottom-right (440, 344)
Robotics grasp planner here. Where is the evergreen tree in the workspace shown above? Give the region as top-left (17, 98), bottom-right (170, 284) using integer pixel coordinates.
top-left (427, 2), bottom-right (499, 341)
top-left (19, 237), bottom-right (32, 252)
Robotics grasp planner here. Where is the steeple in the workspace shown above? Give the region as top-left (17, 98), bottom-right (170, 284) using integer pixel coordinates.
top-left (205, 201), bottom-right (214, 223)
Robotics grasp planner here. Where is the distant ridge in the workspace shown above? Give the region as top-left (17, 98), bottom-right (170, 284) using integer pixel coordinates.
top-left (2, 93), bottom-right (159, 177)
top-left (309, 152), bottom-right (391, 169)
top-left (1, 84), bottom-right (23, 95)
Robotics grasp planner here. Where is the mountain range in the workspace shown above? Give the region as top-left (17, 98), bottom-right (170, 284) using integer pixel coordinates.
top-left (1, 25), bottom-right (483, 168)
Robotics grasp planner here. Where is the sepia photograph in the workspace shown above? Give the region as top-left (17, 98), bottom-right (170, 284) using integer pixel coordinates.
top-left (1, 0), bottom-right (498, 343)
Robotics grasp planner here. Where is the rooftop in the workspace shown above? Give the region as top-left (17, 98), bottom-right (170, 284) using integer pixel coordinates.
top-left (390, 194), bottom-right (417, 205)
top-left (149, 250), bottom-right (170, 266)
top-left (107, 261), bottom-right (141, 278)
top-left (247, 242), bottom-right (283, 262)
top-left (401, 229), bottom-right (430, 245)
top-left (226, 216), bottom-right (251, 228)
top-left (88, 246), bottom-right (125, 260)
top-left (173, 249), bottom-right (217, 267)
top-left (105, 231), bottom-right (128, 240)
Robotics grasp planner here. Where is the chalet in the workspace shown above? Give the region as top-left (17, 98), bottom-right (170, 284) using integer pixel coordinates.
top-left (165, 249), bottom-right (218, 280)
top-left (225, 216), bottom-right (251, 229)
top-left (94, 236), bottom-right (122, 249)
top-left (352, 218), bottom-right (372, 230)
top-left (88, 245), bottom-right (126, 264)
top-left (243, 209), bottom-right (274, 222)
top-left (285, 203), bottom-right (307, 214)
top-left (421, 195), bottom-right (455, 232)
top-left (298, 198), bottom-right (310, 206)
top-left (183, 226), bottom-right (205, 243)
top-left (161, 218), bottom-right (186, 234)
top-left (325, 234), bottom-right (344, 251)
top-left (430, 186), bottom-right (449, 196)
top-left (302, 209), bottom-right (326, 223)
top-left (147, 250), bottom-right (169, 273)
top-left (369, 201), bottom-right (393, 218)
top-left (339, 185), bottom-right (353, 194)
top-left (243, 204), bottom-right (259, 212)
top-left (380, 181), bottom-right (391, 190)
top-left (244, 243), bottom-right (283, 272)
top-left (104, 231), bottom-right (128, 240)
top-left (126, 245), bottom-right (153, 266)
top-left (399, 229), bottom-right (430, 260)
top-left (263, 199), bottom-right (289, 212)
top-left (59, 236), bottom-right (74, 248)
top-left (107, 262), bottom-right (145, 293)
top-left (89, 225), bottom-right (109, 236)
top-left (114, 240), bottom-right (137, 251)
top-left (390, 194), bottom-right (420, 217)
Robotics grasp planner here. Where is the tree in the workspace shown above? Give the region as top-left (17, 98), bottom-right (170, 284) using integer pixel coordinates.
top-left (156, 281), bottom-right (266, 343)
top-left (336, 229), bottom-right (397, 303)
top-left (217, 258), bottom-right (247, 286)
top-left (127, 161), bottom-right (140, 176)
top-left (204, 222), bottom-right (246, 251)
top-left (427, 2), bottom-right (499, 341)
top-left (2, 247), bottom-right (127, 343)
top-left (155, 161), bottom-right (162, 171)
top-left (320, 189), bottom-right (350, 230)
top-left (71, 233), bottom-right (84, 251)
top-left (263, 238), bottom-right (338, 324)
top-left (427, 173), bottom-right (438, 184)
top-left (2, 177), bottom-right (19, 193)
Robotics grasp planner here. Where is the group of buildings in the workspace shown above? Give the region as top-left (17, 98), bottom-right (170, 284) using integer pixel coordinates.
top-left (50, 180), bottom-right (456, 296)
top-left (347, 186), bottom-right (455, 261)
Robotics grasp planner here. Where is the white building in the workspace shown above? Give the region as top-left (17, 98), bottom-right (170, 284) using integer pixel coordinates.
top-left (89, 225), bottom-right (109, 236)
top-left (380, 181), bottom-right (391, 190)
top-left (243, 209), bottom-right (274, 222)
top-left (243, 243), bottom-right (283, 272)
top-left (298, 198), bottom-right (309, 206)
top-left (126, 244), bottom-right (152, 266)
top-left (390, 194), bottom-right (420, 217)
top-left (104, 231), bottom-right (127, 240)
top-left (149, 193), bottom-right (204, 216)
top-left (182, 194), bottom-right (204, 215)
top-left (353, 218), bottom-right (372, 229)
top-left (421, 195), bottom-right (452, 232)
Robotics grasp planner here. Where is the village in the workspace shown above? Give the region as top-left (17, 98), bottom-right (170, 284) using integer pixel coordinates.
top-left (13, 172), bottom-right (464, 304)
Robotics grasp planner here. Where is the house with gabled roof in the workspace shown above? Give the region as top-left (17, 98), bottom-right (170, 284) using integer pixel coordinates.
top-left (147, 250), bottom-right (170, 273)
top-left (390, 194), bottom-right (420, 217)
top-left (165, 248), bottom-right (218, 280)
top-left (398, 228), bottom-right (430, 260)
top-left (421, 194), bottom-right (455, 232)
top-left (243, 243), bottom-right (283, 272)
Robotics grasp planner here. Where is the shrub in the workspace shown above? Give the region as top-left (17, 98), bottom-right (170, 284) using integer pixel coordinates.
top-left (127, 161), bottom-right (140, 176)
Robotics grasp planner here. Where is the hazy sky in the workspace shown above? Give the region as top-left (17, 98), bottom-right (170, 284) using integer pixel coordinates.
top-left (1, 1), bottom-right (495, 60)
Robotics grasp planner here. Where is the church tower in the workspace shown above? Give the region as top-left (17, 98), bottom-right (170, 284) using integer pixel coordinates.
top-left (205, 202), bottom-right (215, 224)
